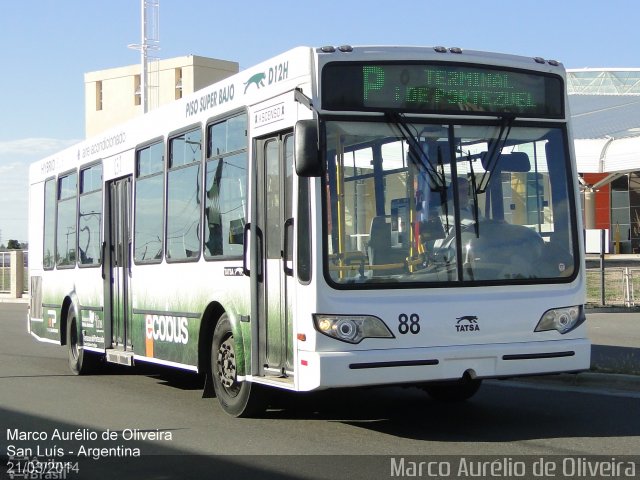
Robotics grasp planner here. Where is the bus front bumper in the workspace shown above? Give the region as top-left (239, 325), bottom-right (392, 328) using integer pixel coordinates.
top-left (296, 338), bottom-right (590, 391)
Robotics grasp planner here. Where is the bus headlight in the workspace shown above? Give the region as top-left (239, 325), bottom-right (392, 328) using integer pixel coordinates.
top-left (534, 305), bottom-right (585, 334)
top-left (313, 314), bottom-right (395, 344)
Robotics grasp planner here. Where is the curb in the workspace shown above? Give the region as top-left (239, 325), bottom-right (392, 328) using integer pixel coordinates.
top-left (0, 297), bottom-right (29, 304)
top-left (586, 305), bottom-right (640, 313)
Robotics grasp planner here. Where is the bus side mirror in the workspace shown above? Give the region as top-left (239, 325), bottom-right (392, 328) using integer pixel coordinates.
top-left (294, 120), bottom-right (322, 177)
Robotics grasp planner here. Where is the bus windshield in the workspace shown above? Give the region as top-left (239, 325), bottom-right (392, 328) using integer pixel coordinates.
top-left (323, 119), bottom-right (577, 286)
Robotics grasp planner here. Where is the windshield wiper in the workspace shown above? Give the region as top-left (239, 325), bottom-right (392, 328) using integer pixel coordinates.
top-left (466, 150), bottom-right (480, 238)
top-left (436, 145), bottom-right (450, 233)
top-left (477, 114), bottom-right (515, 194)
top-left (385, 112), bottom-right (445, 191)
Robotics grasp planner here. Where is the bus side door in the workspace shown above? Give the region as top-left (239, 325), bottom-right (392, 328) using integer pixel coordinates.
top-left (104, 176), bottom-right (133, 352)
top-left (254, 132), bottom-right (295, 376)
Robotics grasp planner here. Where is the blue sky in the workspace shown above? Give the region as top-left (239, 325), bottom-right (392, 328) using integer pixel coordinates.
top-left (0, 0), bottom-right (638, 243)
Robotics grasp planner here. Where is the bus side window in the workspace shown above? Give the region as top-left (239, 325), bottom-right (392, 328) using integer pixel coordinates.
top-left (134, 141), bottom-right (164, 263)
top-left (297, 176), bottom-right (312, 283)
top-left (167, 128), bottom-right (202, 262)
top-left (79, 163), bottom-right (103, 266)
top-left (43, 178), bottom-right (56, 269)
top-left (204, 113), bottom-right (248, 259)
top-left (56, 171), bottom-right (78, 267)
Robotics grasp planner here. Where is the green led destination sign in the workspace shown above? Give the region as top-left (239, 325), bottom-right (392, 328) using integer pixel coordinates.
top-left (322, 63), bottom-right (564, 117)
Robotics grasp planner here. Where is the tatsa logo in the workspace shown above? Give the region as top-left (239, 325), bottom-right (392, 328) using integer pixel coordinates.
top-left (455, 316), bottom-right (480, 332)
top-left (145, 315), bottom-right (189, 344)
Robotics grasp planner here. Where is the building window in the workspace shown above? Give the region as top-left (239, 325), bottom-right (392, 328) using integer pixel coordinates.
top-left (134, 74), bottom-right (141, 106)
top-left (96, 81), bottom-right (103, 111)
top-left (629, 172), bottom-right (640, 253)
top-left (611, 175), bottom-right (631, 253)
top-left (175, 68), bottom-right (183, 100)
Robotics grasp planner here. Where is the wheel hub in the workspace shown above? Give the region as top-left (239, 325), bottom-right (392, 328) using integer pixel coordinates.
top-left (217, 337), bottom-right (236, 388)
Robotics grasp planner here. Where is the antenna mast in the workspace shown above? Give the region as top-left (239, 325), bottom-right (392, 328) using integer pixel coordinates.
top-left (129, 0), bottom-right (160, 113)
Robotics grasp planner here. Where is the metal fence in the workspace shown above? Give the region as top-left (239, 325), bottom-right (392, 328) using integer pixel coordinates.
top-left (0, 251), bottom-right (28, 294)
top-left (0, 251), bottom-right (11, 292)
top-left (586, 267), bottom-right (639, 307)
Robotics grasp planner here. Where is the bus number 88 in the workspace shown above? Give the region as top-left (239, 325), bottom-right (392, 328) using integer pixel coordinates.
top-left (398, 313), bottom-right (420, 334)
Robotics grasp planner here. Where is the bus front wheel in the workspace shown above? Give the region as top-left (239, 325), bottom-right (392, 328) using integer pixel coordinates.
top-left (210, 314), bottom-right (266, 417)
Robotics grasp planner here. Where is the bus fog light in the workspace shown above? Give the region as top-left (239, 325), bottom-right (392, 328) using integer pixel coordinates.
top-left (313, 314), bottom-right (395, 344)
top-left (318, 318), bottom-right (333, 332)
top-left (535, 306), bottom-right (585, 334)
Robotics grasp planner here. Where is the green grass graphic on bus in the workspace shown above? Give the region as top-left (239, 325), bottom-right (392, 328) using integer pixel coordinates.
top-left (131, 292), bottom-right (251, 369)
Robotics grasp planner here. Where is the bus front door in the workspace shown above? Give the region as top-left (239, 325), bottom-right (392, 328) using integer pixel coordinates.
top-left (103, 176), bottom-right (134, 365)
top-left (254, 132), bottom-right (294, 378)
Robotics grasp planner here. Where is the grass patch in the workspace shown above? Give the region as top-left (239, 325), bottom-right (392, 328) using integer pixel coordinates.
top-left (586, 268), bottom-right (638, 306)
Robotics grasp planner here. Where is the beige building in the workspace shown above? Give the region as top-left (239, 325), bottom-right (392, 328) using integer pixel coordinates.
top-left (84, 55), bottom-right (239, 137)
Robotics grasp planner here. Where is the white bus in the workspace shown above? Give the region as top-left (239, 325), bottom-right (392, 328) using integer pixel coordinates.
top-left (28, 45), bottom-right (589, 416)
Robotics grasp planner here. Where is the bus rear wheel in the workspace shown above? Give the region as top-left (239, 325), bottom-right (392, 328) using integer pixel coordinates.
top-left (421, 378), bottom-right (482, 402)
top-left (66, 305), bottom-right (99, 375)
top-left (210, 314), bottom-right (266, 417)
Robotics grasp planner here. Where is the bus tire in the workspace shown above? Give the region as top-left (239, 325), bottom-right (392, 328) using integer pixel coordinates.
top-left (66, 305), bottom-right (98, 375)
top-left (421, 378), bottom-right (482, 402)
top-left (210, 314), bottom-right (266, 417)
